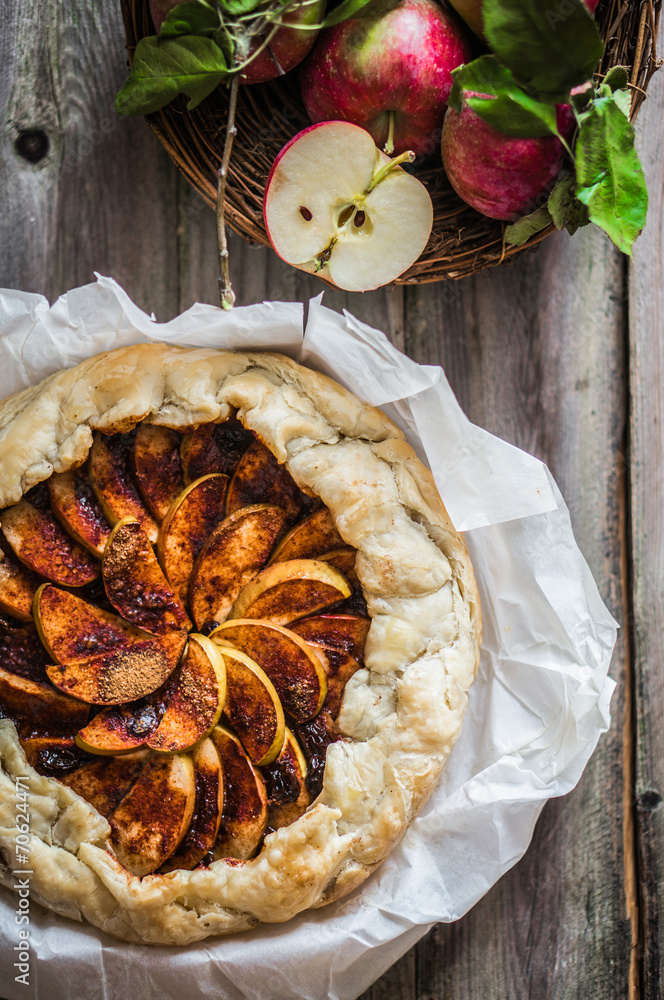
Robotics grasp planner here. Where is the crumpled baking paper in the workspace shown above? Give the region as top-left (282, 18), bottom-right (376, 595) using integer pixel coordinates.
top-left (0, 276), bottom-right (616, 1000)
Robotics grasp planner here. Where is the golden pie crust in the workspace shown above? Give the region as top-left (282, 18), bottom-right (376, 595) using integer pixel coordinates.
top-left (0, 344), bottom-right (481, 944)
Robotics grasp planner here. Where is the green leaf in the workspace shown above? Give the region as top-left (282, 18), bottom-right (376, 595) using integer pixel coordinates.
top-left (547, 176), bottom-right (590, 235)
top-left (449, 56), bottom-right (559, 138)
top-left (504, 206), bottom-right (553, 246)
top-left (483, 0), bottom-right (604, 99)
top-left (116, 35), bottom-right (228, 116)
top-left (219, 0), bottom-right (266, 13)
top-left (213, 26), bottom-right (235, 64)
top-left (159, 1), bottom-right (219, 37)
top-left (574, 94), bottom-right (648, 254)
top-left (603, 65), bottom-right (629, 92)
top-left (322, 0), bottom-right (381, 27)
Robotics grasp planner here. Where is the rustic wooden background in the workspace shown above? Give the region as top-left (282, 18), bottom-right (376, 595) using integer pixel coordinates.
top-left (0, 0), bottom-right (662, 996)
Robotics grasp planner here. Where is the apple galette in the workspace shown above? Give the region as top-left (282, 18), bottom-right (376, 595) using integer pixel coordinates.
top-left (0, 344), bottom-right (481, 944)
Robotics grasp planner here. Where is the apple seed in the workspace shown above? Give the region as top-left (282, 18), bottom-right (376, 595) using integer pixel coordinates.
top-left (353, 211), bottom-right (366, 229)
top-left (299, 206), bottom-right (313, 221)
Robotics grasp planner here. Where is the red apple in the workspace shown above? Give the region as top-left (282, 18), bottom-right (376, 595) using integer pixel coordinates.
top-left (264, 121), bottom-right (433, 290)
top-left (240, 0), bottom-right (326, 84)
top-left (300, 0), bottom-right (472, 158)
top-left (441, 102), bottom-right (570, 221)
top-left (149, 0), bottom-right (325, 85)
top-left (447, 0), bottom-right (598, 42)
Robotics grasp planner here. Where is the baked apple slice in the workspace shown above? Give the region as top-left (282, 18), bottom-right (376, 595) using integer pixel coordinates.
top-left (132, 424), bottom-right (184, 521)
top-left (109, 751), bottom-right (196, 876)
top-left (160, 737), bottom-right (224, 872)
top-left (295, 711), bottom-right (343, 798)
top-left (36, 584), bottom-right (184, 705)
top-left (180, 417), bottom-right (253, 484)
top-left (189, 504), bottom-right (288, 630)
top-left (58, 749), bottom-right (149, 818)
top-left (147, 634), bottom-right (226, 753)
top-left (289, 613), bottom-right (370, 661)
top-left (102, 517), bottom-right (190, 634)
top-left (215, 642), bottom-right (285, 766)
top-left (89, 432), bottom-right (159, 544)
top-left (268, 507), bottom-right (344, 563)
top-left (261, 727), bottom-right (310, 831)
top-left (0, 669), bottom-right (90, 733)
top-left (19, 735), bottom-right (91, 774)
top-left (0, 615), bottom-right (90, 732)
top-left (1, 493), bottom-right (99, 587)
top-left (229, 558), bottom-right (351, 626)
top-left (47, 470), bottom-right (112, 556)
top-left (0, 539), bottom-right (39, 622)
top-left (225, 439), bottom-right (302, 521)
top-left (210, 724), bottom-right (268, 860)
top-left (304, 642), bottom-right (362, 718)
top-left (211, 620), bottom-right (327, 723)
top-left (157, 474), bottom-right (229, 606)
top-left (76, 685), bottom-right (169, 755)
top-left (317, 547), bottom-right (359, 587)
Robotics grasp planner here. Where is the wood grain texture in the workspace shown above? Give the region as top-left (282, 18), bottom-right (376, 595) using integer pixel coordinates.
top-left (629, 68), bottom-right (664, 1000)
top-left (0, 0), bottom-right (178, 316)
top-left (357, 225), bottom-right (630, 1000)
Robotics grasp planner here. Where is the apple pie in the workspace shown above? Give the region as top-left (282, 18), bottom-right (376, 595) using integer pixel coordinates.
top-left (0, 344), bottom-right (481, 944)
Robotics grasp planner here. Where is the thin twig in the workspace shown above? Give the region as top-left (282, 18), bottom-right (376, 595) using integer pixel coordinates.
top-left (217, 73), bottom-right (240, 310)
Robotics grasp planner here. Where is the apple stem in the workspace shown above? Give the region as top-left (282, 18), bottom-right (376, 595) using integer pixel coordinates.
top-left (217, 73), bottom-right (240, 311)
top-left (367, 150), bottom-right (415, 193)
top-left (383, 111), bottom-right (396, 156)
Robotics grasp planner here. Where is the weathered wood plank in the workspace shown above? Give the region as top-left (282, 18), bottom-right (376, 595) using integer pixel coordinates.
top-left (0, 0), bottom-right (178, 318)
top-left (629, 67), bottom-right (664, 1000)
top-left (357, 223), bottom-right (629, 1000)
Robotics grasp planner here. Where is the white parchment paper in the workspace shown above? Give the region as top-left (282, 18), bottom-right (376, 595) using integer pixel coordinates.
top-left (0, 276), bottom-right (616, 1000)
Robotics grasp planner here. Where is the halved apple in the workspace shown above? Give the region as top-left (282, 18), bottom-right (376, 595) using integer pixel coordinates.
top-left (263, 121), bottom-right (434, 292)
top-left (189, 504), bottom-right (288, 630)
top-left (36, 584), bottom-right (184, 705)
top-left (268, 507), bottom-right (344, 564)
top-left (181, 417), bottom-right (253, 484)
top-left (147, 634), bottom-right (226, 753)
top-left (19, 735), bottom-right (89, 773)
top-left (289, 613), bottom-right (371, 661)
top-left (160, 737), bottom-right (224, 872)
top-left (261, 727), bottom-right (310, 831)
top-left (76, 686), bottom-right (169, 755)
top-left (47, 470), bottom-right (112, 556)
top-left (132, 424), bottom-right (184, 521)
top-left (229, 559), bottom-right (351, 626)
top-left (0, 541), bottom-right (39, 622)
top-left (58, 750), bottom-right (149, 818)
top-left (294, 710), bottom-right (342, 798)
top-left (89, 432), bottom-right (159, 544)
top-left (211, 619), bottom-right (327, 723)
top-left (210, 724), bottom-right (268, 860)
top-left (109, 751), bottom-right (196, 876)
top-left (1, 495), bottom-right (99, 587)
top-left (225, 439), bottom-right (302, 521)
top-left (157, 474), bottom-right (229, 606)
top-left (215, 642), bottom-right (285, 766)
top-left (102, 517), bottom-right (190, 634)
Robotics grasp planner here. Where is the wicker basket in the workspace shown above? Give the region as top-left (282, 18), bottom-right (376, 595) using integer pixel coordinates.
top-left (120, 0), bottom-right (661, 284)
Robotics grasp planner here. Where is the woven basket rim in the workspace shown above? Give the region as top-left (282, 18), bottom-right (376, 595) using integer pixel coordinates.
top-left (120, 0), bottom-right (661, 285)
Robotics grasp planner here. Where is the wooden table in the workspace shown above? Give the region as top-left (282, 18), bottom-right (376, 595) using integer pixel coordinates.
top-left (1, 2), bottom-right (662, 997)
